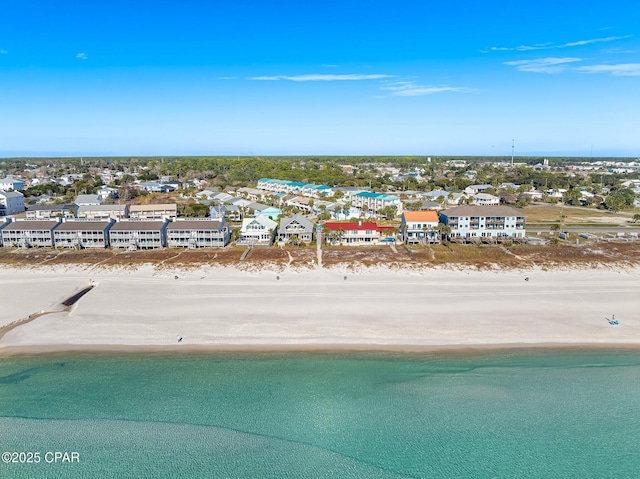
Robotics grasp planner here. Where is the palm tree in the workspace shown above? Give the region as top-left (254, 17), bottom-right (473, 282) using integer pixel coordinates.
top-left (438, 223), bottom-right (451, 242)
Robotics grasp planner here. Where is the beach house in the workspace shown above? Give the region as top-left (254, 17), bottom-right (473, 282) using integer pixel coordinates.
top-left (0, 177), bottom-right (24, 191)
top-left (53, 219), bottom-right (114, 248)
top-left (0, 191), bottom-right (26, 216)
top-left (472, 193), bottom-right (500, 206)
top-left (278, 214), bottom-right (315, 244)
top-left (237, 215), bottom-right (278, 246)
top-left (166, 218), bottom-right (230, 248)
top-left (323, 221), bottom-right (395, 246)
top-left (108, 220), bottom-right (168, 250)
top-left (439, 205), bottom-right (526, 240)
top-left (400, 210), bottom-right (440, 244)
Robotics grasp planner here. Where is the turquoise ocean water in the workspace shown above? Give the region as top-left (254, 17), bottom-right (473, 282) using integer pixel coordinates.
top-left (1, 350), bottom-right (639, 478)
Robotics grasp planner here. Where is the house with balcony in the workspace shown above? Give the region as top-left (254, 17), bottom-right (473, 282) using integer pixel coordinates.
top-left (53, 219), bottom-right (114, 249)
top-left (278, 215), bottom-right (314, 244)
top-left (472, 193), bottom-right (500, 206)
top-left (0, 177), bottom-right (24, 191)
top-left (400, 210), bottom-right (440, 244)
top-left (351, 192), bottom-right (403, 218)
top-left (237, 215), bottom-right (277, 246)
top-left (0, 219), bottom-right (59, 247)
top-left (26, 204), bottom-right (76, 220)
top-left (108, 220), bottom-right (168, 250)
top-left (128, 204), bottom-right (178, 220)
top-left (324, 221), bottom-right (394, 246)
top-left (77, 204), bottom-right (128, 220)
top-left (166, 218), bottom-right (230, 248)
top-left (439, 205), bottom-right (526, 240)
top-left (0, 191), bottom-right (26, 216)
top-left (0, 219), bottom-right (9, 246)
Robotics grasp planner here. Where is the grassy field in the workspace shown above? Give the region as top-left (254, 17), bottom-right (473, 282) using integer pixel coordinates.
top-left (521, 204), bottom-right (634, 225)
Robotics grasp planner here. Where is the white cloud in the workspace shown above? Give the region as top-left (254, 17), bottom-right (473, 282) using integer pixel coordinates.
top-left (321, 64), bottom-right (339, 68)
top-left (575, 63), bottom-right (640, 76)
top-left (76, 52), bottom-right (88, 60)
top-left (248, 74), bottom-right (393, 81)
top-left (380, 82), bottom-right (477, 96)
top-left (504, 57), bottom-right (582, 73)
top-left (217, 76), bottom-right (237, 80)
top-left (491, 35), bottom-right (630, 52)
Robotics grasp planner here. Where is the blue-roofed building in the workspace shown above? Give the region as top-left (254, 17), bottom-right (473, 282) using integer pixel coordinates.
top-left (257, 178), bottom-right (333, 197)
top-left (352, 191), bottom-right (403, 218)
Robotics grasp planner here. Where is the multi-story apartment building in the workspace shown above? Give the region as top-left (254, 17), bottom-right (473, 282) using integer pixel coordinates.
top-left (53, 219), bottom-right (114, 248)
top-left (0, 219), bottom-right (59, 247)
top-left (351, 192), bottom-right (403, 217)
top-left (128, 204), bottom-right (178, 220)
top-left (76, 204), bottom-right (128, 220)
top-left (166, 219), bottom-right (230, 248)
top-left (439, 205), bottom-right (526, 240)
top-left (108, 220), bottom-right (168, 250)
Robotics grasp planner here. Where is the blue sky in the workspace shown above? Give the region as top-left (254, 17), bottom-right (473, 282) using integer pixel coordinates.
top-left (1, 0), bottom-right (639, 157)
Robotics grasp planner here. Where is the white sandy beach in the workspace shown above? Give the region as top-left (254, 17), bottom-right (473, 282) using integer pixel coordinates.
top-left (1, 263), bottom-right (639, 353)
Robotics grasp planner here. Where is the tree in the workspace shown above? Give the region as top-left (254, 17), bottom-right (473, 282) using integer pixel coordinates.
top-left (438, 222), bottom-right (450, 241)
top-left (379, 205), bottom-right (397, 220)
top-left (562, 188), bottom-right (582, 206)
top-left (605, 188), bottom-right (636, 212)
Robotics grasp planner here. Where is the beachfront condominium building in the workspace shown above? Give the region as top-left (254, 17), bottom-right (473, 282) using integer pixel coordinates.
top-left (53, 219), bottom-right (114, 249)
top-left (351, 192), bottom-right (403, 218)
top-left (0, 191), bottom-right (26, 216)
top-left (108, 220), bottom-right (168, 250)
top-left (324, 221), bottom-right (394, 246)
top-left (439, 205), bottom-right (526, 240)
top-left (400, 210), bottom-right (440, 244)
top-left (0, 219), bottom-right (59, 247)
top-left (166, 218), bottom-right (230, 248)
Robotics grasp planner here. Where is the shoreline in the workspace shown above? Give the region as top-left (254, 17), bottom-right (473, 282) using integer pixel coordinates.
top-left (1, 263), bottom-right (638, 356)
top-left (2, 342), bottom-right (640, 358)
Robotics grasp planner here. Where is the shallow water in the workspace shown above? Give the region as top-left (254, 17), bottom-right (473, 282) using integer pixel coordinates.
top-left (1, 350), bottom-right (639, 478)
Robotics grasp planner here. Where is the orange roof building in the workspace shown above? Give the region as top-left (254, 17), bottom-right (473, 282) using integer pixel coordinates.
top-left (400, 210), bottom-right (441, 244)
